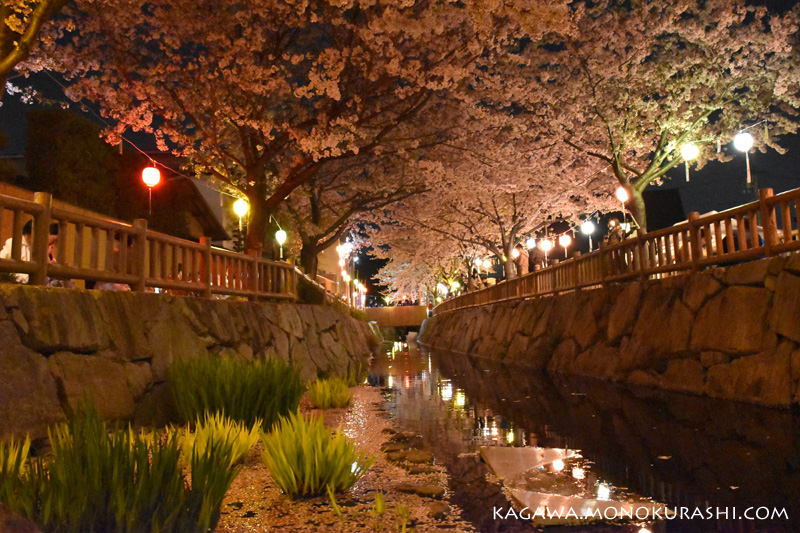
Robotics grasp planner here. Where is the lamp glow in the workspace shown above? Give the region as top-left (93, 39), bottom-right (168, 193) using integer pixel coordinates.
top-left (559, 234), bottom-right (572, 247)
top-left (539, 239), bottom-right (553, 252)
top-left (142, 166), bottom-right (160, 188)
top-left (511, 248), bottom-right (520, 259)
top-left (734, 132), bottom-right (754, 152)
top-left (275, 229), bottom-right (287, 259)
top-left (681, 143), bottom-right (699, 161)
top-left (338, 259), bottom-right (345, 267)
top-left (580, 220), bottom-right (595, 235)
top-left (526, 237), bottom-right (536, 249)
top-left (615, 187), bottom-right (629, 203)
top-left (233, 198), bottom-right (249, 217)
top-left (482, 259), bottom-right (491, 269)
top-left (141, 166), bottom-right (161, 214)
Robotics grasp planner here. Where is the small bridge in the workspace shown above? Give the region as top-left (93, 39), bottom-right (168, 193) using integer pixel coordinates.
top-left (365, 305), bottom-right (428, 327)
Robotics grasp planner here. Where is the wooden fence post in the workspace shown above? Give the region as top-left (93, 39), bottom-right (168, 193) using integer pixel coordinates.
top-left (132, 219), bottom-right (148, 292)
top-left (250, 246), bottom-right (260, 300)
top-left (200, 237), bottom-right (212, 298)
top-left (30, 192), bottom-right (52, 286)
top-left (636, 228), bottom-right (648, 280)
top-left (688, 212), bottom-right (701, 271)
top-left (758, 188), bottom-right (778, 255)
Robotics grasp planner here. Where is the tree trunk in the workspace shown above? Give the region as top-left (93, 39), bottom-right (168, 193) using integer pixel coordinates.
top-left (244, 194), bottom-right (269, 254)
top-left (299, 239), bottom-right (319, 278)
top-left (504, 247), bottom-right (517, 280)
top-left (629, 188), bottom-right (648, 232)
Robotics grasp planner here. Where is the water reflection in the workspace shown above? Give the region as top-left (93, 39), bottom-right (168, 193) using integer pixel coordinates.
top-left (369, 341), bottom-right (800, 532)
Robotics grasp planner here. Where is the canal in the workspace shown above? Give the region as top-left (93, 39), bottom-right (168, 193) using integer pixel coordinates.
top-left (369, 340), bottom-right (800, 532)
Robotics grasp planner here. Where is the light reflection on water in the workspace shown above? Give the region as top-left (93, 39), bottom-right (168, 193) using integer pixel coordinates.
top-left (369, 340), bottom-right (800, 533)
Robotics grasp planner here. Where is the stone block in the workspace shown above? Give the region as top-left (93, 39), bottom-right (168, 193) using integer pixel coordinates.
top-left (547, 338), bottom-right (579, 374)
top-left (16, 288), bottom-right (110, 353)
top-left (48, 352), bottom-right (136, 421)
top-left (723, 258), bottom-right (770, 286)
top-left (607, 282), bottom-right (643, 342)
top-left (705, 346), bottom-right (793, 406)
top-left (770, 272), bottom-right (800, 344)
top-left (124, 361), bottom-right (153, 400)
top-left (699, 351), bottom-right (729, 368)
top-left (660, 358), bottom-right (705, 394)
top-left (623, 287), bottom-right (693, 370)
top-left (572, 344), bottom-right (620, 378)
top-left (504, 333), bottom-right (531, 364)
top-left (682, 272), bottom-right (722, 312)
top-left (691, 286), bottom-right (770, 355)
top-left (627, 369), bottom-right (659, 387)
top-left (0, 328), bottom-right (65, 439)
top-left (783, 253), bottom-right (800, 274)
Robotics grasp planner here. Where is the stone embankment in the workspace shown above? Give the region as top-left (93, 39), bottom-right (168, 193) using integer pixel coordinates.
top-left (420, 254), bottom-right (800, 407)
top-left (0, 286), bottom-right (377, 439)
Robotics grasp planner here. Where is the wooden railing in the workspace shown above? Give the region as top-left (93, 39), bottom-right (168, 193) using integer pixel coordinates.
top-left (0, 191), bottom-right (296, 300)
top-left (436, 187), bottom-right (800, 314)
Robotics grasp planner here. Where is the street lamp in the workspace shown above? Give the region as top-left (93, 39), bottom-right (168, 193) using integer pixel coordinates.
top-left (233, 198), bottom-right (248, 236)
top-left (558, 233), bottom-right (572, 258)
top-left (141, 165), bottom-right (161, 214)
top-left (681, 143), bottom-right (699, 182)
top-left (539, 239), bottom-right (553, 266)
top-left (616, 186), bottom-right (629, 225)
top-left (511, 247), bottom-right (520, 259)
top-left (275, 229), bottom-right (287, 259)
top-left (526, 237), bottom-right (536, 249)
top-left (482, 259), bottom-right (491, 269)
top-left (733, 132), bottom-right (754, 185)
top-left (580, 220), bottom-right (595, 250)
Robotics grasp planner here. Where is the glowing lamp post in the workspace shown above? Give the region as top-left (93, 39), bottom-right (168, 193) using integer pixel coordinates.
top-left (141, 165), bottom-right (161, 214)
top-left (511, 247), bottom-right (520, 259)
top-left (275, 229), bottom-right (287, 259)
top-left (559, 233), bottom-right (572, 259)
top-left (482, 259), bottom-right (491, 269)
top-left (681, 143), bottom-right (699, 182)
top-left (233, 198), bottom-right (248, 236)
top-left (539, 239), bottom-right (553, 266)
top-left (580, 220), bottom-right (595, 250)
top-left (526, 237), bottom-right (536, 250)
top-left (616, 186), bottom-right (629, 225)
top-left (734, 132), bottom-right (754, 185)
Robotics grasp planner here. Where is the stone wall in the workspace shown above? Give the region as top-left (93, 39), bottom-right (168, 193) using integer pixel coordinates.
top-left (0, 286), bottom-right (377, 439)
top-left (419, 253), bottom-right (800, 407)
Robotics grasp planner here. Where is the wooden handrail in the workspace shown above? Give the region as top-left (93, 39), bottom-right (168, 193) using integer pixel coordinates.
top-left (0, 191), bottom-right (297, 301)
top-left (435, 186), bottom-right (800, 315)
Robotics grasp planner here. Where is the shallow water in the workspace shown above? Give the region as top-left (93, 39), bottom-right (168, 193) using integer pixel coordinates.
top-left (369, 341), bottom-right (800, 532)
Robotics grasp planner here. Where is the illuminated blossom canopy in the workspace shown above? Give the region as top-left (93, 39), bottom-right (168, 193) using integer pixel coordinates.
top-left (36, 0), bottom-right (570, 252)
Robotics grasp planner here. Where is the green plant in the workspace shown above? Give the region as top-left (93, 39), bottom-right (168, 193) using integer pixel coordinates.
top-left (307, 377), bottom-right (352, 409)
top-left (350, 308), bottom-right (369, 322)
top-left (0, 406), bottom-right (240, 532)
top-left (346, 362), bottom-right (367, 387)
top-left (168, 411), bottom-right (260, 469)
top-left (169, 355), bottom-right (304, 429)
top-left (260, 411), bottom-right (375, 498)
top-left (397, 505), bottom-right (411, 533)
top-left (372, 490), bottom-right (385, 517)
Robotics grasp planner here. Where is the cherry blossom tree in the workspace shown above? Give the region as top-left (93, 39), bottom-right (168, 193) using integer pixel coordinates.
top-left (40, 0), bottom-right (571, 252)
top-left (492, 0), bottom-right (800, 229)
top-left (278, 153), bottom-right (430, 277)
top-left (0, 0), bottom-right (67, 103)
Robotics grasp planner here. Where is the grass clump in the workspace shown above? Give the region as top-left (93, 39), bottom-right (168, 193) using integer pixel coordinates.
top-left (307, 377), bottom-right (352, 409)
top-left (0, 406), bottom-right (240, 532)
top-left (169, 355), bottom-right (304, 429)
top-left (260, 411), bottom-right (374, 498)
top-left (168, 411), bottom-right (260, 469)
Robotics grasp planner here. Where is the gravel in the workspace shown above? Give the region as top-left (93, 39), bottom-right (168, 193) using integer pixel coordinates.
top-left (215, 385), bottom-right (477, 532)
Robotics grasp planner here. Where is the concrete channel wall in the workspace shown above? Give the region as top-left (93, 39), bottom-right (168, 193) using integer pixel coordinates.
top-left (420, 253), bottom-right (800, 407)
top-left (0, 285), bottom-right (377, 439)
